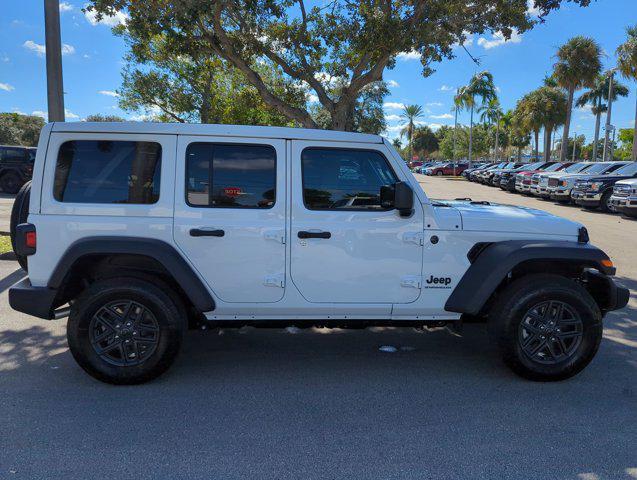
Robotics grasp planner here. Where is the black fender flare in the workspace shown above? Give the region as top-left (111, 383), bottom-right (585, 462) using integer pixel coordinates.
top-left (48, 237), bottom-right (215, 312)
top-left (444, 240), bottom-right (615, 315)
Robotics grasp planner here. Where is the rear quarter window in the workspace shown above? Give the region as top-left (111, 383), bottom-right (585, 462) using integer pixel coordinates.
top-left (53, 140), bottom-right (162, 204)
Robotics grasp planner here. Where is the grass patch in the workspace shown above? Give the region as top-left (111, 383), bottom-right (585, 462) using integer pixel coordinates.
top-left (0, 235), bottom-right (13, 255)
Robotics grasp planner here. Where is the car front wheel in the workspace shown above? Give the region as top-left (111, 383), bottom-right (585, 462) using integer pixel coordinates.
top-left (67, 278), bottom-right (186, 384)
top-left (489, 274), bottom-right (602, 381)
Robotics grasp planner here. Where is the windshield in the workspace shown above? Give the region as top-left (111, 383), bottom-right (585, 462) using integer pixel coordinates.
top-left (564, 162), bottom-right (588, 173)
top-left (543, 163), bottom-right (563, 172)
top-left (522, 162), bottom-right (544, 170)
top-left (613, 162), bottom-right (637, 176)
top-left (584, 163), bottom-right (616, 174)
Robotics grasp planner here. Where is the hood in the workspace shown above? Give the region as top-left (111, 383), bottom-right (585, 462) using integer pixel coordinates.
top-left (616, 178), bottom-right (637, 187)
top-left (582, 174), bottom-right (634, 183)
top-left (432, 200), bottom-right (582, 237)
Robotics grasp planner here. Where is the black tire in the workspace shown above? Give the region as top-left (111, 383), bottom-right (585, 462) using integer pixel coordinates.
top-left (489, 274), bottom-right (602, 381)
top-left (1, 171), bottom-right (24, 194)
top-left (436, 171), bottom-right (443, 176)
top-left (10, 180), bottom-right (31, 270)
top-left (598, 190), bottom-right (612, 213)
top-left (67, 277), bottom-right (186, 385)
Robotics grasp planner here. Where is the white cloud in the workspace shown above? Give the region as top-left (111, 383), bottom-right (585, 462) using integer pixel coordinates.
top-left (397, 51), bottom-right (420, 61)
top-left (386, 80), bottom-right (399, 88)
top-left (526, 0), bottom-right (542, 17)
top-left (0, 83), bottom-right (14, 92)
top-left (1, 53), bottom-right (9, 63)
top-left (84, 7), bottom-right (129, 27)
top-left (385, 114), bottom-right (401, 121)
top-left (59, 2), bottom-right (73, 12)
top-left (477, 30), bottom-right (522, 49)
top-left (65, 109), bottom-right (80, 119)
top-left (427, 102), bottom-right (443, 107)
top-left (23, 40), bottom-right (75, 56)
top-left (32, 110), bottom-right (48, 120)
top-left (439, 85), bottom-right (455, 92)
top-left (430, 113), bottom-right (454, 120)
top-left (307, 93), bottom-right (319, 103)
top-left (98, 90), bottom-right (119, 97)
top-left (383, 102), bottom-right (405, 110)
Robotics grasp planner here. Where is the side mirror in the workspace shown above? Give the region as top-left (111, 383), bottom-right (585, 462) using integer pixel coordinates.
top-left (380, 181), bottom-right (414, 217)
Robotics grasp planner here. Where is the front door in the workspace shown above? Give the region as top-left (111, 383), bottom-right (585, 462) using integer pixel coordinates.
top-left (173, 136), bottom-right (286, 303)
top-left (290, 141), bottom-right (424, 304)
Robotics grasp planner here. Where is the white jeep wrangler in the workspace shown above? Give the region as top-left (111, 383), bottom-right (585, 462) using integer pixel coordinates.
top-left (9, 122), bottom-right (629, 384)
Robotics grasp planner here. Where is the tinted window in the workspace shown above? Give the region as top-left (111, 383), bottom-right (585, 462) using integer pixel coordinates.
top-left (186, 143), bottom-right (276, 208)
top-left (302, 148), bottom-right (398, 210)
top-left (614, 163), bottom-right (637, 176)
top-left (54, 140), bottom-right (161, 204)
top-left (1, 147), bottom-right (27, 162)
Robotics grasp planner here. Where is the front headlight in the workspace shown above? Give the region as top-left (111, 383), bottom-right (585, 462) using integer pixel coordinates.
top-left (589, 182), bottom-right (604, 191)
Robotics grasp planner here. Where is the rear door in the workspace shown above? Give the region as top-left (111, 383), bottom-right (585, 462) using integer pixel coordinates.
top-left (173, 136), bottom-right (286, 303)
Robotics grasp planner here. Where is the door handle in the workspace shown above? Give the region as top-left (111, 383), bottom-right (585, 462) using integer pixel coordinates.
top-left (298, 230), bottom-right (331, 239)
top-left (190, 228), bottom-right (225, 237)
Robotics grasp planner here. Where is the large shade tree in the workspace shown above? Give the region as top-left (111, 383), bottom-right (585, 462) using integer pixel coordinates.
top-left (87, 0), bottom-right (592, 131)
top-left (576, 73), bottom-right (629, 161)
top-left (617, 24), bottom-right (637, 161)
top-left (553, 36), bottom-right (602, 161)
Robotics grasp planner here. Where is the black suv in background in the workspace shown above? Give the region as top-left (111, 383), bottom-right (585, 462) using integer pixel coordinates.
top-left (571, 162), bottom-right (637, 212)
top-left (0, 145), bottom-right (36, 194)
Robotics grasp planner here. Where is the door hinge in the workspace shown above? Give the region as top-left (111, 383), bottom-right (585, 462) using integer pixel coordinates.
top-left (400, 275), bottom-right (422, 289)
top-left (263, 274), bottom-right (285, 288)
top-left (402, 232), bottom-right (424, 246)
top-left (263, 229), bottom-right (285, 244)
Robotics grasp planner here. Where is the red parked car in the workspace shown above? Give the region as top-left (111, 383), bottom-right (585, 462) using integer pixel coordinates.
top-left (428, 162), bottom-right (469, 176)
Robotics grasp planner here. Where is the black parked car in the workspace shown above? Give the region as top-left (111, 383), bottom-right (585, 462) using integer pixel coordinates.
top-left (571, 162), bottom-right (637, 212)
top-left (0, 145), bottom-right (36, 194)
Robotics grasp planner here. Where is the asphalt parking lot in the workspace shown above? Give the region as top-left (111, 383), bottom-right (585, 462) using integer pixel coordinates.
top-left (0, 178), bottom-right (636, 480)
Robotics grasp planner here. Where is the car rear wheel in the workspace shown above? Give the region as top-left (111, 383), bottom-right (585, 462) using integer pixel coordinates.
top-left (436, 171), bottom-right (443, 176)
top-left (67, 278), bottom-right (186, 385)
top-left (489, 274), bottom-right (602, 381)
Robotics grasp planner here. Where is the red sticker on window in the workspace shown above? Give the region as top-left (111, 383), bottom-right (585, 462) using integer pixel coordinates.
top-left (223, 187), bottom-right (242, 197)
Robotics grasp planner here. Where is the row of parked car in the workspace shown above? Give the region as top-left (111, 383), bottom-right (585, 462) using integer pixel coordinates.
top-left (416, 161), bottom-right (470, 176)
top-left (462, 160), bottom-right (637, 217)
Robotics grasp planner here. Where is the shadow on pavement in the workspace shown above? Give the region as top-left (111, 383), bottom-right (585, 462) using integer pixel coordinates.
top-left (0, 266), bottom-right (25, 293)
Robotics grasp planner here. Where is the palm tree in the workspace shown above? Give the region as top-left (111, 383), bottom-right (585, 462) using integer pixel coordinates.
top-left (553, 36), bottom-right (603, 162)
top-left (509, 110), bottom-right (531, 161)
top-left (400, 104), bottom-right (423, 162)
top-left (456, 71), bottom-right (497, 166)
top-left (577, 73), bottom-right (629, 161)
top-left (517, 92), bottom-right (543, 161)
top-left (478, 98), bottom-right (503, 161)
top-left (617, 24), bottom-right (637, 161)
top-left (536, 87), bottom-right (568, 161)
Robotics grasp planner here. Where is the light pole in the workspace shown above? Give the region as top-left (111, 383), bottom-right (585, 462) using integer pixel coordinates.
top-left (572, 133), bottom-right (577, 162)
top-left (602, 69), bottom-right (616, 162)
top-left (44, 0), bottom-right (65, 122)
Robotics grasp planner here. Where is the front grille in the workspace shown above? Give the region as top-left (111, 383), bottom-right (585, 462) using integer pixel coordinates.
top-left (548, 178), bottom-right (559, 187)
top-left (613, 185), bottom-right (631, 197)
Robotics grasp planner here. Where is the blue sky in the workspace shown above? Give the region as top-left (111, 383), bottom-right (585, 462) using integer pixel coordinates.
top-left (1, 0), bottom-right (636, 143)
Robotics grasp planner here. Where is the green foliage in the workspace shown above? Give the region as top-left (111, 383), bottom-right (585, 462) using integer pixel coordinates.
top-left (553, 36), bottom-right (603, 91)
top-left (0, 113), bottom-right (45, 147)
top-left (86, 0), bottom-right (590, 130)
top-left (411, 126), bottom-right (439, 157)
top-left (615, 128), bottom-right (635, 160)
top-left (118, 34), bottom-right (305, 126)
top-left (617, 25), bottom-right (637, 161)
top-left (438, 124), bottom-right (491, 160)
top-left (400, 104), bottom-right (424, 160)
top-left (85, 114), bottom-right (127, 122)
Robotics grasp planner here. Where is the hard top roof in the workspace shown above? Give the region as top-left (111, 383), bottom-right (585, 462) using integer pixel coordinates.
top-left (50, 122), bottom-right (385, 144)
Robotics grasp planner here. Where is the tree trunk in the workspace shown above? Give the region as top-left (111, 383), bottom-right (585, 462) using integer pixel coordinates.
top-left (632, 94), bottom-right (637, 161)
top-left (592, 97), bottom-right (602, 161)
top-left (494, 115), bottom-right (500, 162)
top-left (534, 129), bottom-right (540, 161)
top-left (543, 127), bottom-right (552, 162)
top-left (560, 86), bottom-right (575, 162)
top-left (468, 101), bottom-right (474, 168)
top-left (517, 146), bottom-right (522, 161)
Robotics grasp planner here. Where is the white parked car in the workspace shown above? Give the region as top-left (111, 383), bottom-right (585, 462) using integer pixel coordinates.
top-left (9, 122), bottom-right (628, 384)
top-left (610, 178), bottom-right (637, 217)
